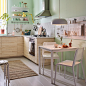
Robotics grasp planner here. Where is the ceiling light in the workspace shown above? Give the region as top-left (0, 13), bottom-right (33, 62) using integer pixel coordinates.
top-left (51, 0), bottom-right (67, 25)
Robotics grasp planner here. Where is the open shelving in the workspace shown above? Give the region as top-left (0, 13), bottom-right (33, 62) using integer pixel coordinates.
top-left (11, 7), bottom-right (29, 23)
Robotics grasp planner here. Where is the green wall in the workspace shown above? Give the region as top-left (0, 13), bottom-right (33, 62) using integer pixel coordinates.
top-left (8, 0), bottom-right (33, 24)
top-left (33, 0), bottom-right (86, 23)
top-left (33, 0), bottom-right (86, 78)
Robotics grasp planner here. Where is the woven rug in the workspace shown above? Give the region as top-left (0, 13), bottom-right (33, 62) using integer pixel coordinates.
top-left (1, 60), bottom-right (38, 80)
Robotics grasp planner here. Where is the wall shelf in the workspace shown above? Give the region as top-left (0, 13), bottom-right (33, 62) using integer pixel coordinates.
top-left (11, 21), bottom-right (29, 23)
top-left (12, 7), bottom-right (29, 9)
top-left (12, 11), bottom-right (29, 13)
top-left (11, 7), bottom-right (29, 23)
top-left (11, 16), bottom-right (27, 18)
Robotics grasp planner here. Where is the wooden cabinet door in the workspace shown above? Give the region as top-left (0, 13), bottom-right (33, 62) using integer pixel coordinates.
top-left (17, 37), bottom-right (24, 56)
top-left (2, 37), bottom-right (17, 57)
top-left (24, 37), bottom-right (29, 58)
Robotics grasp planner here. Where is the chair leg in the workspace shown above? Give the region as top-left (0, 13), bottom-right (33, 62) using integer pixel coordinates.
top-left (64, 66), bottom-right (66, 78)
top-left (59, 65), bottom-right (60, 74)
top-left (58, 58), bottom-right (60, 74)
top-left (7, 63), bottom-right (10, 86)
top-left (81, 62), bottom-right (86, 83)
top-left (72, 67), bottom-right (76, 86)
top-left (4, 64), bottom-right (6, 79)
top-left (43, 59), bottom-right (45, 75)
top-left (6, 64), bottom-right (7, 86)
top-left (54, 64), bottom-right (58, 84)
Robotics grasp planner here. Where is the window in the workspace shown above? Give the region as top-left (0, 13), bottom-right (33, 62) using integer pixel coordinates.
top-left (0, 0), bottom-right (7, 17)
top-left (0, 0), bottom-right (7, 35)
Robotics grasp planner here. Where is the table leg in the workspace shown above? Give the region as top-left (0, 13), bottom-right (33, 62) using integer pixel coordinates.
top-left (51, 51), bottom-right (53, 84)
top-left (61, 52), bottom-right (63, 70)
top-left (39, 47), bottom-right (41, 74)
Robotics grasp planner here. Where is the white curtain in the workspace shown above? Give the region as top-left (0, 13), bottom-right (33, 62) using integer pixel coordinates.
top-left (0, 0), bottom-right (7, 17)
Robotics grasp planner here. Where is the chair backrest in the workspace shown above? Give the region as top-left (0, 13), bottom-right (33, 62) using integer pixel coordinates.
top-left (73, 48), bottom-right (84, 66)
top-left (42, 42), bottom-right (56, 55)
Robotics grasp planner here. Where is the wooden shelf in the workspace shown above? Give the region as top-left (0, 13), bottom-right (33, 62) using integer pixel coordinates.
top-left (11, 16), bottom-right (27, 18)
top-left (11, 21), bottom-right (29, 23)
top-left (12, 11), bottom-right (28, 13)
top-left (12, 7), bottom-right (29, 9)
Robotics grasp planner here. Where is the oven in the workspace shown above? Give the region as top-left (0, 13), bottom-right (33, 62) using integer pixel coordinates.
top-left (29, 37), bottom-right (35, 56)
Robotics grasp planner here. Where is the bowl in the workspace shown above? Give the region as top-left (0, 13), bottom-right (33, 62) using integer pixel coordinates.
top-left (20, 18), bottom-right (24, 21)
top-left (54, 44), bottom-right (58, 48)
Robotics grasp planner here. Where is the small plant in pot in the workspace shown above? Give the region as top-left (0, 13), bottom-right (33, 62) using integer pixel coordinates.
top-left (0, 13), bottom-right (10, 34)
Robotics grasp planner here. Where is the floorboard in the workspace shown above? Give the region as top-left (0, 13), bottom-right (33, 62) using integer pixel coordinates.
top-left (0, 57), bottom-right (86, 86)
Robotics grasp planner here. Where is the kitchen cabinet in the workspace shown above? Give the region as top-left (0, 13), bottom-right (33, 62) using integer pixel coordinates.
top-left (0, 37), bottom-right (24, 58)
top-left (2, 37), bottom-right (17, 57)
top-left (24, 37), bottom-right (55, 65)
top-left (35, 38), bottom-right (55, 65)
top-left (17, 37), bottom-right (24, 56)
top-left (24, 37), bottom-right (29, 58)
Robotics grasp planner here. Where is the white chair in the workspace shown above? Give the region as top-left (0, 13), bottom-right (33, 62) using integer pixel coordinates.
top-left (0, 60), bottom-right (10, 86)
top-left (42, 42), bottom-right (60, 75)
top-left (54, 48), bottom-right (86, 86)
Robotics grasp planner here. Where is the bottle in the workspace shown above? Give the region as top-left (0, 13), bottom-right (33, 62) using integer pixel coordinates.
top-left (69, 39), bottom-right (72, 47)
top-left (12, 29), bottom-right (15, 36)
top-left (19, 2), bottom-right (21, 7)
top-left (21, 1), bottom-right (24, 7)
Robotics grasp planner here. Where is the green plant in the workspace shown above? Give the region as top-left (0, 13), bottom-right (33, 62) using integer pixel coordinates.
top-left (0, 13), bottom-right (10, 28)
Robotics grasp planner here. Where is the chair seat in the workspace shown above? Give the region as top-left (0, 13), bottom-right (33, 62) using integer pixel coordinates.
top-left (57, 60), bottom-right (80, 67)
top-left (43, 53), bottom-right (59, 59)
top-left (0, 60), bottom-right (8, 65)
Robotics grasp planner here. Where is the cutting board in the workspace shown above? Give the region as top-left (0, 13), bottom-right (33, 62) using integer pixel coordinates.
top-left (38, 26), bottom-right (42, 35)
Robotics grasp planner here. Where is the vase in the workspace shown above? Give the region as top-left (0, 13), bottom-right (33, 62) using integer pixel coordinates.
top-left (60, 41), bottom-right (62, 45)
top-left (1, 29), bottom-right (5, 34)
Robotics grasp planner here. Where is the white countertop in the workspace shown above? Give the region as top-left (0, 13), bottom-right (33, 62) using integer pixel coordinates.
top-left (0, 35), bottom-right (54, 38)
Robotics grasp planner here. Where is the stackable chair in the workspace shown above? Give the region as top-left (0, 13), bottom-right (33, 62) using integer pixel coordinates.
top-left (0, 60), bottom-right (10, 86)
top-left (42, 42), bottom-right (60, 75)
top-left (54, 48), bottom-right (86, 86)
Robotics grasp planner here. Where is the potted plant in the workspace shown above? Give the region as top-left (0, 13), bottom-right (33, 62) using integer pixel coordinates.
top-left (0, 13), bottom-right (10, 34)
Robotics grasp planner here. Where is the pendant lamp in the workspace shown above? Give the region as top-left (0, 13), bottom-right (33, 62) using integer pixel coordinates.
top-left (52, 0), bottom-right (67, 25)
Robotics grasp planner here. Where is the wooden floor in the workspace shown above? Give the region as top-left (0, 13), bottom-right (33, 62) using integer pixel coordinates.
top-left (0, 57), bottom-right (86, 86)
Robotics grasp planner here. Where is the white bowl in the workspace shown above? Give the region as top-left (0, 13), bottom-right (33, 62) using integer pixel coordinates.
top-left (20, 18), bottom-right (24, 21)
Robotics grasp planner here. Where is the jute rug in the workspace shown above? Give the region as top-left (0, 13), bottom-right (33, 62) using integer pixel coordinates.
top-left (1, 60), bottom-right (38, 80)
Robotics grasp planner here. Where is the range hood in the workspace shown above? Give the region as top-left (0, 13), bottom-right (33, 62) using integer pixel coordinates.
top-left (35, 0), bottom-right (51, 18)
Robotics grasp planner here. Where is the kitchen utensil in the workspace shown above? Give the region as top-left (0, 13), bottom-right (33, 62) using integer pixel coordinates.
top-left (33, 25), bottom-right (38, 31)
top-left (38, 26), bottom-right (42, 35)
top-left (15, 28), bottom-right (20, 33)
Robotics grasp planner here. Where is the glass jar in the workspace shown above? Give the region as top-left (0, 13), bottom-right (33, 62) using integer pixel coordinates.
top-left (24, 3), bottom-right (27, 8)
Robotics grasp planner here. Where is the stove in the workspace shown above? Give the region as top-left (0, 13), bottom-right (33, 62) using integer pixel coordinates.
top-left (33, 35), bottom-right (49, 37)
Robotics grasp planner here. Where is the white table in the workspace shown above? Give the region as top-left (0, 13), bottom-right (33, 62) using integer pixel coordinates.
top-left (38, 45), bottom-right (77, 84)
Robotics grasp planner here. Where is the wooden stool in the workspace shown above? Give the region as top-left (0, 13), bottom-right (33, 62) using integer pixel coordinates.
top-left (0, 60), bottom-right (10, 86)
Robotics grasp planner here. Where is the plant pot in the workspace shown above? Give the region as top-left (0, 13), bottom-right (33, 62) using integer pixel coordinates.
top-left (1, 29), bottom-right (5, 34)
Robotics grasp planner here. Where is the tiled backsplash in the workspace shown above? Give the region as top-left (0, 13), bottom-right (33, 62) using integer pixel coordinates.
top-left (8, 24), bottom-right (34, 35)
top-left (55, 16), bottom-right (86, 40)
top-left (34, 22), bottom-right (55, 37)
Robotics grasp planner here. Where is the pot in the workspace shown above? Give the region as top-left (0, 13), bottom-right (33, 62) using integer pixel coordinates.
top-left (1, 29), bottom-right (5, 34)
